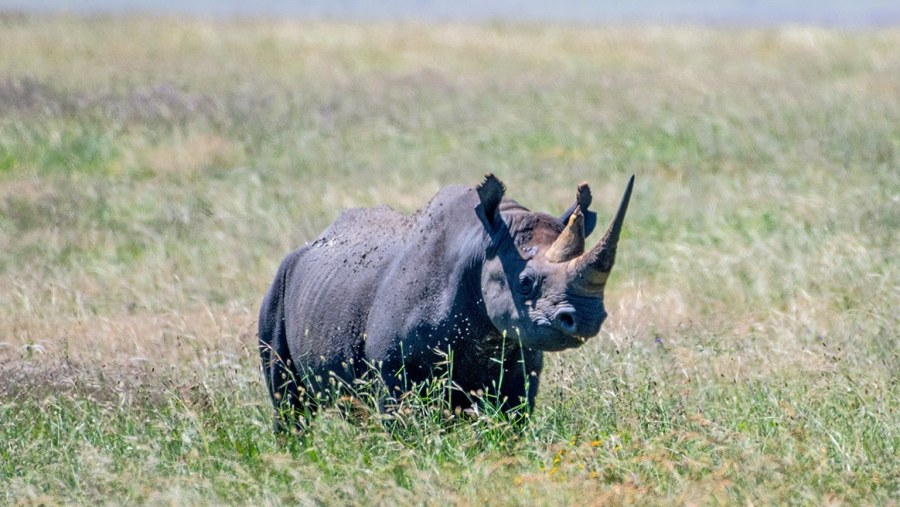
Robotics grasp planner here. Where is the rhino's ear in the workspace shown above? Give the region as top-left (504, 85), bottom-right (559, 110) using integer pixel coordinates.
top-left (560, 182), bottom-right (598, 236)
top-left (476, 173), bottom-right (505, 231)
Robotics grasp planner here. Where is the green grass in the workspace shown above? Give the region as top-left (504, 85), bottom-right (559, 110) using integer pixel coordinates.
top-left (1, 15), bottom-right (898, 505)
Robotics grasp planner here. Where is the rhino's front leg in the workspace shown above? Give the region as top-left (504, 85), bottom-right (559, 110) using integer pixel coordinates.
top-left (495, 347), bottom-right (544, 416)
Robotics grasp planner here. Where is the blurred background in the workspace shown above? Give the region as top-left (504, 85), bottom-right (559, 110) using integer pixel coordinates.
top-left (3, 0), bottom-right (900, 26)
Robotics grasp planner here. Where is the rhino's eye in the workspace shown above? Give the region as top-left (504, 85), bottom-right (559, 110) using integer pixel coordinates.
top-left (517, 271), bottom-right (537, 295)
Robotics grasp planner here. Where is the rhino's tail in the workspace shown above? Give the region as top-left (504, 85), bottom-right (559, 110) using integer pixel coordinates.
top-left (258, 250), bottom-right (305, 434)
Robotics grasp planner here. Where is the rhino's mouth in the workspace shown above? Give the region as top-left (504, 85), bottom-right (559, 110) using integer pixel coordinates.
top-left (519, 318), bottom-right (593, 351)
top-left (536, 334), bottom-right (590, 352)
top-left (556, 332), bottom-right (591, 348)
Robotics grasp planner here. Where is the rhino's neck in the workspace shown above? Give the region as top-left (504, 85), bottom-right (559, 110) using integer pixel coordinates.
top-left (410, 184), bottom-right (516, 351)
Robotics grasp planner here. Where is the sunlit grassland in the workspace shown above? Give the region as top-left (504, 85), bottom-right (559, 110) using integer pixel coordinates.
top-left (0, 15), bottom-right (898, 504)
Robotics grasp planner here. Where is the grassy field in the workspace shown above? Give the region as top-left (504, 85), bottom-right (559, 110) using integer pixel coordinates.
top-left (0, 15), bottom-right (898, 505)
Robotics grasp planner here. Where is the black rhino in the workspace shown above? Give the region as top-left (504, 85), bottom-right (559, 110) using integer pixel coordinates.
top-left (259, 174), bottom-right (633, 429)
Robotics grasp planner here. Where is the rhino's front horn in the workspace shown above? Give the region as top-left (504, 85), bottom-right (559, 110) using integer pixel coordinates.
top-left (546, 206), bottom-right (585, 263)
top-left (571, 175), bottom-right (634, 287)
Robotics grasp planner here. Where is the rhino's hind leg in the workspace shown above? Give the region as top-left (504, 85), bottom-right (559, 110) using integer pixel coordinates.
top-left (259, 325), bottom-right (330, 435)
top-left (260, 340), bottom-right (311, 435)
top-left (258, 251), bottom-right (318, 436)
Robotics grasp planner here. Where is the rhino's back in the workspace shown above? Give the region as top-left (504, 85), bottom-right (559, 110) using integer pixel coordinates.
top-left (281, 205), bottom-right (413, 382)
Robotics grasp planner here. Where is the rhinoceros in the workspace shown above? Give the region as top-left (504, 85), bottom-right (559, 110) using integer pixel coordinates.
top-left (258, 174), bottom-right (633, 429)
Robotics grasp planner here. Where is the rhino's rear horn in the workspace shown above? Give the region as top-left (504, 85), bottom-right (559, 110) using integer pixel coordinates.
top-left (476, 173), bottom-right (506, 231)
top-left (560, 182), bottom-right (598, 236)
top-left (546, 206), bottom-right (585, 262)
top-left (573, 175), bottom-right (634, 280)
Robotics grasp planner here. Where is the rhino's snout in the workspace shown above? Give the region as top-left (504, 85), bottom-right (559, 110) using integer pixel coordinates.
top-left (552, 307), bottom-right (577, 333)
top-left (551, 306), bottom-right (606, 339)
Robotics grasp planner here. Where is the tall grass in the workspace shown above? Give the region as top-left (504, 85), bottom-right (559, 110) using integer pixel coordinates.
top-left (1, 16), bottom-right (898, 504)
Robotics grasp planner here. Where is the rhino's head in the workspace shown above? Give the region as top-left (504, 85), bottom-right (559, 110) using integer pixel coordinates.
top-left (477, 174), bottom-right (634, 351)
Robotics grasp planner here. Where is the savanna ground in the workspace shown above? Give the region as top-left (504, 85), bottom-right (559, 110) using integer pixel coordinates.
top-left (0, 15), bottom-right (898, 505)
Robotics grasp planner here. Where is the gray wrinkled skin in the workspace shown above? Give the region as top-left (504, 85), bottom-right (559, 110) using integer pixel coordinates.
top-left (258, 175), bottom-right (632, 428)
